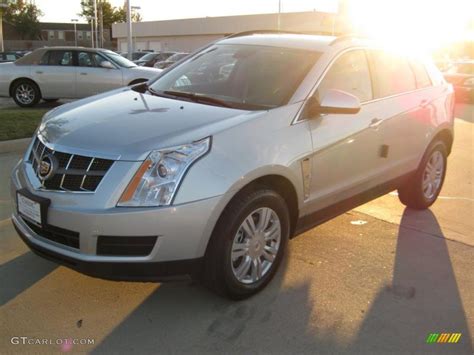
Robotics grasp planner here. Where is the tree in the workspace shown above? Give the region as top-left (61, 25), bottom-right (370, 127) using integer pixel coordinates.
top-left (79, 0), bottom-right (141, 28)
top-left (4, 0), bottom-right (43, 40)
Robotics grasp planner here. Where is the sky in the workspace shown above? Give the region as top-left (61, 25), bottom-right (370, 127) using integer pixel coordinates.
top-left (36, 0), bottom-right (339, 23)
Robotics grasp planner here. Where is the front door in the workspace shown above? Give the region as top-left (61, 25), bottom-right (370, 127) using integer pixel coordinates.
top-left (75, 51), bottom-right (123, 98)
top-left (304, 49), bottom-right (383, 212)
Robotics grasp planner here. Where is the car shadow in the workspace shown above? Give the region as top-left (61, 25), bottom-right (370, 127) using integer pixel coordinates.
top-left (347, 208), bottom-right (472, 354)
top-left (454, 103), bottom-right (474, 123)
top-left (0, 251), bottom-right (57, 307)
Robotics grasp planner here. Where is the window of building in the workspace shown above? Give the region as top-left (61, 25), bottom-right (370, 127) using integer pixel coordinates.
top-left (48, 31), bottom-right (55, 40)
top-left (86, 31), bottom-right (91, 39)
top-left (57, 31), bottom-right (65, 40)
top-left (316, 49), bottom-right (373, 103)
top-left (77, 31), bottom-right (84, 40)
top-left (370, 51), bottom-right (417, 97)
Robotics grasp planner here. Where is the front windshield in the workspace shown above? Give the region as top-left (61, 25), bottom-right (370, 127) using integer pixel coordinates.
top-left (139, 53), bottom-right (157, 61)
top-left (168, 53), bottom-right (188, 61)
top-left (149, 44), bottom-right (320, 110)
top-left (103, 51), bottom-right (137, 68)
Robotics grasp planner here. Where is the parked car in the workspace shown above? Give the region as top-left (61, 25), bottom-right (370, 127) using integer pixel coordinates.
top-left (446, 61), bottom-right (474, 75)
top-left (444, 74), bottom-right (474, 103)
top-left (153, 52), bottom-right (189, 69)
top-left (0, 47), bottom-right (162, 107)
top-left (11, 32), bottom-right (454, 299)
top-left (134, 52), bottom-right (176, 67)
top-left (120, 51), bottom-right (151, 61)
top-left (0, 52), bottom-right (21, 63)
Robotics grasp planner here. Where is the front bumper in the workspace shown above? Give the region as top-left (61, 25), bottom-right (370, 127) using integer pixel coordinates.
top-left (11, 161), bottom-right (223, 281)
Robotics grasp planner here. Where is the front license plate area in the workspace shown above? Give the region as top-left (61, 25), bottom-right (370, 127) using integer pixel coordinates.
top-left (16, 188), bottom-right (50, 227)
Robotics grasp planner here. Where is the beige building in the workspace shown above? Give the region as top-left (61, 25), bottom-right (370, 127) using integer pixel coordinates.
top-left (112, 11), bottom-right (350, 53)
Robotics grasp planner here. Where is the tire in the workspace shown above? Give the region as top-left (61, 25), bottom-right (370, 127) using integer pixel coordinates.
top-left (12, 80), bottom-right (41, 108)
top-left (43, 98), bottom-right (59, 103)
top-left (398, 141), bottom-right (447, 210)
top-left (203, 187), bottom-right (290, 300)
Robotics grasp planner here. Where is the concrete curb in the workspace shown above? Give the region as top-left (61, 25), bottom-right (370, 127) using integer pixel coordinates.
top-left (0, 138), bottom-right (30, 154)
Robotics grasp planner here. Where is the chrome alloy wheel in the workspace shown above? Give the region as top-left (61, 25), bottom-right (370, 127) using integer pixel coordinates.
top-left (422, 150), bottom-right (444, 200)
top-left (231, 207), bottom-right (281, 284)
top-left (15, 84), bottom-right (35, 105)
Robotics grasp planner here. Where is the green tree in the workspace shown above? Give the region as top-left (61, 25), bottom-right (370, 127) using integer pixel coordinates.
top-left (79, 0), bottom-right (141, 28)
top-left (4, 0), bottom-right (43, 40)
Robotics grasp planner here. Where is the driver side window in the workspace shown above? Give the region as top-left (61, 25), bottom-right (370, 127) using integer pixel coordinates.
top-left (316, 50), bottom-right (373, 103)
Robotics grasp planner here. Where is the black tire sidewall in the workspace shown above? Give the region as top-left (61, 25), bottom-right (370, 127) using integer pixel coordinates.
top-left (13, 80), bottom-right (40, 107)
top-left (209, 189), bottom-right (290, 299)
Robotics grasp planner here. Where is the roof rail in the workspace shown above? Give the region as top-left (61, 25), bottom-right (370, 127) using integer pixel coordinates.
top-left (226, 30), bottom-right (304, 39)
top-left (329, 34), bottom-right (369, 46)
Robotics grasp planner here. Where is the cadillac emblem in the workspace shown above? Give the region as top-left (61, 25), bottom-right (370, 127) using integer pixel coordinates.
top-left (38, 154), bottom-right (57, 181)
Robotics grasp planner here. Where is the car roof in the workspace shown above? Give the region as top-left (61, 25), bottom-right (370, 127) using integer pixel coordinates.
top-left (217, 33), bottom-right (337, 52)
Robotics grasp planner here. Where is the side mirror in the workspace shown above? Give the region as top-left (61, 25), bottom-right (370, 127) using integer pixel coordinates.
top-left (100, 61), bottom-right (115, 69)
top-left (306, 89), bottom-right (361, 117)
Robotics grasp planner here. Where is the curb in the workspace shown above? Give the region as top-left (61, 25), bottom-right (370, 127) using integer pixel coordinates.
top-left (0, 138), bottom-right (31, 154)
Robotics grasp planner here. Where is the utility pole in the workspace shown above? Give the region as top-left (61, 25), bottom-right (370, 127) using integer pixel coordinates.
top-left (87, 17), bottom-right (94, 48)
top-left (0, 2), bottom-right (7, 52)
top-left (126, 0), bottom-right (132, 59)
top-left (71, 19), bottom-right (78, 47)
top-left (277, 0), bottom-right (281, 30)
top-left (93, 0), bottom-right (98, 48)
top-left (99, 5), bottom-right (104, 48)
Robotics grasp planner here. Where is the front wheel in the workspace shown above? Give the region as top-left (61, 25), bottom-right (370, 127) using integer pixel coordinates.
top-left (12, 80), bottom-right (41, 107)
top-left (398, 141), bottom-right (447, 210)
top-left (203, 188), bottom-right (290, 299)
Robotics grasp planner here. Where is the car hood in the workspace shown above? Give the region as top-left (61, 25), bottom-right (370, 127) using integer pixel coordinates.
top-left (38, 88), bottom-right (263, 161)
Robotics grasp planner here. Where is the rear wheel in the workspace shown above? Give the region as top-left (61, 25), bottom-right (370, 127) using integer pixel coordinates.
top-left (203, 188), bottom-right (290, 299)
top-left (12, 80), bottom-right (41, 107)
top-left (398, 141), bottom-right (447, 209)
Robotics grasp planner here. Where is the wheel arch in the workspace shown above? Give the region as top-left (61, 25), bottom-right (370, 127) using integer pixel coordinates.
top-left (9, 77), bottom-right (42, 98)
top-left (432, 127), bottom-right (454, 155)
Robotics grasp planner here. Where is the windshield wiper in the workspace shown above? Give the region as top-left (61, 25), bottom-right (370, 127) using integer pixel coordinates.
top-left (162, 90), bottom-right (234, 108)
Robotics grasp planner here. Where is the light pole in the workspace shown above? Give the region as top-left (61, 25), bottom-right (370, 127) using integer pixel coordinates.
top-left (0, 2), bottom-right (7, 52)
top-left (93, 0), bottom-right (98, 48)
top-left (71, 19), bottom-right (78, 47)
top-left (277, 0), bottom-right (281, 30)
top-left (131, 6), bottom-right (141, 52)
top-left (126, 0), bottom-right (132, 59)
top-left (87, 17), bottom-right (94, 48)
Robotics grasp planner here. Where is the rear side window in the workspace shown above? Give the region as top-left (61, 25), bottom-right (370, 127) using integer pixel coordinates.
top-left (370, 51), bottom-right (417, 97)
top-left (410, 61), bottom-right (432, 88)
top-left (316, 49), bottom-right (373, 103)
top-left (41, 50), bottom-right (73, 66)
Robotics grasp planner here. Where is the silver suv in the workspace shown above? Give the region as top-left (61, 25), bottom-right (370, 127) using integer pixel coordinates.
top-left (11, 33), bottom-right (455, 299)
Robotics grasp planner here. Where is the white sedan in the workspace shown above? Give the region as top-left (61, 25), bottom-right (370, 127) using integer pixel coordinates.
top-left (0, 47), bottom-right (162, 107)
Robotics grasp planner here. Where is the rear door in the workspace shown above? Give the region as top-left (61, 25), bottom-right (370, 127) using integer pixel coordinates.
top-left (31, 50), bottom-right (76, 98)
top-left (75, 51), bottom-right (123, 98)
top-left (367, 51), bottom-right (430, 179)
top-left (304, 49), bottom-right (383, 211)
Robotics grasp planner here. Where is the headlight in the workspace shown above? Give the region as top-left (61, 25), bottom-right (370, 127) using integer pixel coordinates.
top-left (117, 137), bottom-right (211, 207)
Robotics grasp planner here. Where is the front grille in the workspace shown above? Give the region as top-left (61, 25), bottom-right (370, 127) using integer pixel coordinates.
top-left (28, 137), bottom-right (114, 192)
top-left (23, 218), bottom-right (80, 249)
top-left (97, 236), bottom-right (158, 256)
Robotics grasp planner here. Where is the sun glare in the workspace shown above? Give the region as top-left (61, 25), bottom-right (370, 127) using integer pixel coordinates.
top-left (345, 0), bottom-right (473, 54)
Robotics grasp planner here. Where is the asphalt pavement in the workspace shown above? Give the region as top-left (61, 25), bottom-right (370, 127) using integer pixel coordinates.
top-left (0, 104), bottom-right (473, 354)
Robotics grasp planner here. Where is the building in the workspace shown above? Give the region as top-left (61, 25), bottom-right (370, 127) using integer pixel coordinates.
top-left (112, 11), bottom-right (350, 53)
top-left (2, 21), bottom-right (113, 51)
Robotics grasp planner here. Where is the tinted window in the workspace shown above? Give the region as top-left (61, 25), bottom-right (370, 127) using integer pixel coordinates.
top-left (410, 61), bottom-right (432, 88)
top-left (78, 52), bottom-right (94, 67)
top-left (316, 49), bottom-right (373, 103)
top-left (43, 50), bottom-right (73, 66)
top-left (370, 51), bottom-right (417, 97)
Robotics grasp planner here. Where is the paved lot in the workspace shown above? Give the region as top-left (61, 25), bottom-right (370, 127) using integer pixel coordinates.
top-left (0, 104), bottom-right (473, 354)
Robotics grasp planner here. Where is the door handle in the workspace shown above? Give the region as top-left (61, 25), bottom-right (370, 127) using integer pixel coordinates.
top-left (80, 72), bottom-right (88, 76)
top-left (369, 118), bottom-right (383, 128)
top-left (35, 71), bottom-right (43, 74)
top-left (420, 99), bottom-right (429, 108)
